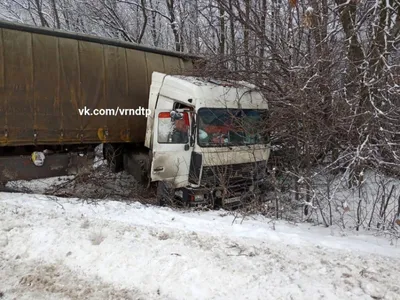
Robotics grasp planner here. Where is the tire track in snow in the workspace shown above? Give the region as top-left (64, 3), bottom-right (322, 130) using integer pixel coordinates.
top-left (1, 196), bottom-right (400, 300)
top-left (0, 254), bottom-right (147, 300)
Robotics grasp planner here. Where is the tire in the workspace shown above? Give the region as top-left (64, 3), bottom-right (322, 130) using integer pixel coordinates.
top-left (123, 151), bottom-right (149, 184)
top-left (0, 181), bottom-right (6, 190)
top-left (210, 194), bottom-right (221, 210)
top-left (157, 181), bottom-right (174, 206)
top-left (103, 144), bottom-right (124, 173)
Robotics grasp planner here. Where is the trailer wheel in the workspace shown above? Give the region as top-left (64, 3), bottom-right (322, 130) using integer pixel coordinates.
top-left (103, 143), bottom-right (124, 173)
top-left (0, 181), bottom-right (6, 190)
top-left (157, 181), bottom-right (174, 206)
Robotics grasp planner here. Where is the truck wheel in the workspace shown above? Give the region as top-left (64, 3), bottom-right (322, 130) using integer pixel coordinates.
top-left (123, 151), bottom-right (149, 184)
top-left (157, 181), bottom-right (174, 206)
top-left (103, 144), bottom-right (124, 173)
top-left (209, 194), bottom-right (217, 209)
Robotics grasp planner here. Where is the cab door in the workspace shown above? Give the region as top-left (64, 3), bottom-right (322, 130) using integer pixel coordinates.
top-left (150, 109), bottom-right (193, 187)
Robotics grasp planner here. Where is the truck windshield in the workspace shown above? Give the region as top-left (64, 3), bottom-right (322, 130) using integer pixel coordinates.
top-left (197, 108), bottom-right (268, 147)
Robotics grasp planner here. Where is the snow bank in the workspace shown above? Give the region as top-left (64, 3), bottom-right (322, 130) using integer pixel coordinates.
top-left (1, 193), bottom-right (399, 299)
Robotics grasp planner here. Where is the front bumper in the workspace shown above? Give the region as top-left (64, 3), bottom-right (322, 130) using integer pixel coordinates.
top-left (177, 178), bottom-right (267, 207)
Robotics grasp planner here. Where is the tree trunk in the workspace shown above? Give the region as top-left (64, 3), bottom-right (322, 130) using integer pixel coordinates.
top-left (50, 0), bottom-right (61, 29)
top-left (34, 0), bottom-right (49, 27)
top-left (166, 0), bottom-right (182, 52)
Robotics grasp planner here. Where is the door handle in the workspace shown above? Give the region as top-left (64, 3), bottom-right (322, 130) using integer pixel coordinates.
top-left (154, 166), bottom-right (164, 172)
top-left (184, 144), bottom-right (190, 151)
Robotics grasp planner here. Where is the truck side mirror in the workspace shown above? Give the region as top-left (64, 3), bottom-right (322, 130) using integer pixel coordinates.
top-left (170, 111), bottom-right (183, 121)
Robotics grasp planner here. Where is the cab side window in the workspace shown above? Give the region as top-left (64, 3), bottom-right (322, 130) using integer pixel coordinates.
top-left (157, 112), bottom-right (189, 144)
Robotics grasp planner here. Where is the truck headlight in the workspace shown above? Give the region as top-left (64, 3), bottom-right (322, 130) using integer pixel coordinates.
top-left (194, 194), bottom-right (204, 201)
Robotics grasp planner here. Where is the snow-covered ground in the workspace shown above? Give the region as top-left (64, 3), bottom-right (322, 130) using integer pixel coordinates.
top-left (0, 192), bottom-right (399, 300)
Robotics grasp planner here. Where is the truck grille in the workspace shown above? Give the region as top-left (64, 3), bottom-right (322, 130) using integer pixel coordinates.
top-left (200, 161), bottom-right (266, 188)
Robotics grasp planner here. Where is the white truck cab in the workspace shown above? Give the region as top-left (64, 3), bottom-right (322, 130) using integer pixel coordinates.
top-left (144, 72), bottom-right (270, 207)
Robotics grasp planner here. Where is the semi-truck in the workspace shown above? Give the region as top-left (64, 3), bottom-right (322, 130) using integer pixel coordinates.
top-left (0, 20), bottom-right (270, 207)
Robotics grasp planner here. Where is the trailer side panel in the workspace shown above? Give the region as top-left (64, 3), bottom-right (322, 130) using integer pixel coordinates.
top-left (0, 25), bottom-right (195, 147)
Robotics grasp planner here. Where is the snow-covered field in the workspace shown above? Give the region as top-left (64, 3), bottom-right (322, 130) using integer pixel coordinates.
top-left (0, 191), bottom-right (399, 300)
